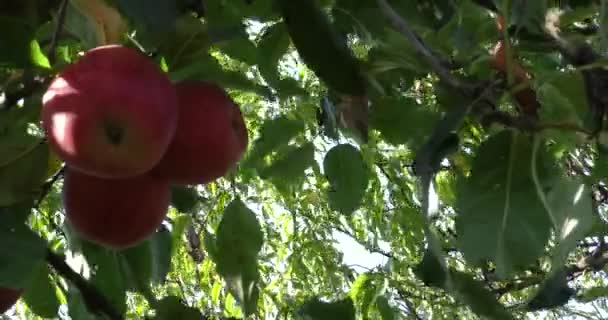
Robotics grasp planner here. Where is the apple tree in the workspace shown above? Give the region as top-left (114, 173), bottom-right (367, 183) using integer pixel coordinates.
top-left (2, 0), bottom-right (608, 319)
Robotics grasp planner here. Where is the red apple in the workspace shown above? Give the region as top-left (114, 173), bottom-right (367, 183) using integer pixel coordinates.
top-left (151, 81), bottom-right (248, 185)
top-left (42, 45), bottom-right (178, 179)
top-left (0, 287), bottom-right (21, 313)
top-left (62, 167), bottom-right (171, 249)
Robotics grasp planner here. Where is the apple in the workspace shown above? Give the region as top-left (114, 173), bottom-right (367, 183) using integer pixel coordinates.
top-left (0, 287), bottom-right (21, 313)
top-left (42, 45), bottom-right (178, 179)
top-left (62, 167), bottom-right (171, 249)
top-left (151, 81), bottom-right (248, 185)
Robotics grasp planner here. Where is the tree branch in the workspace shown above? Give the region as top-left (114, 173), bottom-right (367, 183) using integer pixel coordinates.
top-left (495, 245), bottom-right (608, 296)
top-left (332, 224), bottom-right (394, 259)
top-left (46, 249), bottom-right (123, 320)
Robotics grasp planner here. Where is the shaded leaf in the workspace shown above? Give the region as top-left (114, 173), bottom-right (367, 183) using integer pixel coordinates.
top-left (115, 0), bottom-right (179, 43)
top-left (297, 297), bottom-right (356, 320)
top-left (80, 242), bottom-right (127, 315)
top-left (323, 144), bottom-right (369, 214)
top-left (154, 296), bottom-right (203, 319)
top-left (537, 71), bottom-right (590, 128)
top-left (22, 264), bottom-right (60, 318)
top-left (455, 131), bottom-right (555, 276)
top-left (0, 16), bottom-right (38, 68)
top-left (0, 213), bottom-right (46, 289)
top-left (0, 142), bottom-right (49, 207)
top-left (278, 0), bottom-right (366, 95)
top-left (414, 248), bottom-right (447, 288)
top-left (375, 296), bottom-right (396, 320)
top-left (257, 22), bottom-right (305, 97)
top-left (67, 284), bottom-right (97, 320)
top-left (370, 97), bottom-right (439, 147)
top-left (120, 228), bottom-right (173, 292)
top-left (169, 54), bottom-right (271, 97)
top-left (214, 199), bottom-right (263, 315)
top-left (171, 186), bottom-right (199, 213)
top-left (158, 15), bottom-right (211, 69)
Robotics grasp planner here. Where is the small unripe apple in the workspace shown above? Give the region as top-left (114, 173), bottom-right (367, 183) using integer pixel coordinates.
top-left (151, 81), bottom-right (248, 185)
top-left (42, 45), bottom-right (178, 179)
top-left (0, 287), bottom-right (21, 313)
top-left (63, 167), bottom-right (171, 249)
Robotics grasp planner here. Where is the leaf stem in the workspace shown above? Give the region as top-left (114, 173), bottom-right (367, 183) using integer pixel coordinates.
top-left (531, 135), bottom-right (558, 230)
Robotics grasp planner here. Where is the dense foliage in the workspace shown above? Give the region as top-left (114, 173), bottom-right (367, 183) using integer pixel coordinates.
top-left (2, 0), bottom-right (608, 319)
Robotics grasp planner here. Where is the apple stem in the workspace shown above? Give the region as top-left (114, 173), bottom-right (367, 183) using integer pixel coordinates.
top-left (104, 122), bottom-right (124, 145)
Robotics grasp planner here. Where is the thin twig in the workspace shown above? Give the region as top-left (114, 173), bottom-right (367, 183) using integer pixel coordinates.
top-left (46, 249), bottom-right (123, 320)
top-left (48, 0), bottom-right (70, 66)
top-left (35, 164), bottom-right (66, 209)
top-left (376, 0), bottom-right (475, 93)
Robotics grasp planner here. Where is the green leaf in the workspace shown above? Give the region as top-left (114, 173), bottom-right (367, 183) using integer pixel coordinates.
top-left (0, 16), bottom-right (36, 68)
top-left (0, 141), bottom-right (48, 207)
top-left (257, 22), bottom-right (289, 84)
top-left (537, 71), bottom-right (589, 127)
top-left (80, 242), bottom-right (127, 315)
top-left (370, 97), bottom-right (439, 147)
top-left (547, 179), bottom-right (594, 268)
top-left (120, 229), bottom-right (173, 292)
top-left (258, 143), bottom-right (315, 193)
top-left (579, 286), bottom-right (608, 302)
top-left (0, 214), bottom-right (46, 289)
top-left (500, 0), bottom-right (547, 34)
top-left (203, 0), bottom-right (258, 65)
top-left (169, 54), bottom-right (271, 97)
top-left (278, 0), bottom-right (366, 95)
top-left (22, 264), bottom-right (60, 318)
top-left (171, 186), bottom-right (199, 213)
top-left (63, 2), bottom-right (98, 49)
top-left (158, 15), bottom-right (211, 69)
top-left (435, 2), bottom-right (495, 62)
top-left (297, 297), bottom-right (356, 320)
top-left (455, 131), bottom-right (555, 276)
top-left (214, 199), bottom-right (263, 315)
top-left (323, 144), bottom-right (369, 215)
top-left (171, 214), bottom-right (192, 253)
top-left (257, 22), bottom-right (306, 97)
top-left (29, 40), bottom-right (50, 69)
top-left (243, 116), bottom-right (306, 169)
top-left (154, 296), bottom-right (203, 319)
top-left (348, 273), bottom-right (384, 317)
top-left (414, 248), bottom-right (447, 288)
top-left (202, 229), bottom-right (218, 261)
top-left (67, 284), bottom-right (97, 320)
top-left (115, 0), bottom-right (179, 42)
top-left (375, 296), bottom-right (396, 320)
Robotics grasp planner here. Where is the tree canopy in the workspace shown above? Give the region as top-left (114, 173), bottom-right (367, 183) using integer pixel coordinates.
top-left (2, 0), bottom-right (608, 319)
